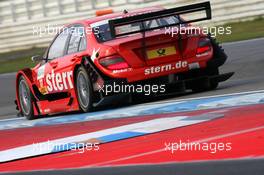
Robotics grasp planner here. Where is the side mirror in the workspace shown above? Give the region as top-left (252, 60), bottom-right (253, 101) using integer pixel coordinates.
top-left (31, 55), bottom-right (44, 63)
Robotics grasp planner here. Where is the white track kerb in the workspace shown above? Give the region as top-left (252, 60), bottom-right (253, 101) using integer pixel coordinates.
top-left (0, 114), bottom-right (221, 162)
top-left (0, 90), bottom-right (264, 130)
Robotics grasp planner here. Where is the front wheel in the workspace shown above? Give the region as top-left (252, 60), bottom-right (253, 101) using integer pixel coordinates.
top-left (75, 66), bottom-right (93, 112)
top-left (18, 76), bottom-right (34, 120)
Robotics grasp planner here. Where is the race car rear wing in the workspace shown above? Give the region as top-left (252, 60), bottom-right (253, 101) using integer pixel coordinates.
top-left (108, 1), bottom-right (212, 38)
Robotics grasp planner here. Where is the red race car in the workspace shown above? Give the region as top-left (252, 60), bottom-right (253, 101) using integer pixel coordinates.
top-left (15, 2), bottom-right (233, 119)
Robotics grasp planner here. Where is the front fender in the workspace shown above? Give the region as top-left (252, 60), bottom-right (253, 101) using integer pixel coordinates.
top-left (16, 68), bottom-right (39, 115)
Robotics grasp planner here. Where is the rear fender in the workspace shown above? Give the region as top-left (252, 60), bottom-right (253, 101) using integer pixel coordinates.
top-left (73, 56), bottom-right (104, 104)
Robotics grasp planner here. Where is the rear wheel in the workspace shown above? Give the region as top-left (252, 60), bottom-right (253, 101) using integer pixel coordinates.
top-left (206, 67), bottom-right (219, 90)
top-left (75, 66), bottom-right (93, 112)
top-left (191, 67), bottom-right (219, 92)
top-left (18, 76), bottom-right (34, 120)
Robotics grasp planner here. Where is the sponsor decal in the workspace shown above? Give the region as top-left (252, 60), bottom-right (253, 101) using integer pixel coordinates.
top-left (37, 64), bottom-right (45, 80)
top-left (46, 70), bottom-right (73, 92)
top-left (91, 48), bottom-right (100, 62)
top-left (188, 62), bottom-right (200, 70)
top-left (44, 109), bottom-right (51, 113)
top-left (39, 86), bottom-right (48, 95)
top-left (112, 68), bottom-right (132, 74)
top-left (147, 46), bottom-right (176, 59)
top-left (144, 61), bottom-right (188, 75)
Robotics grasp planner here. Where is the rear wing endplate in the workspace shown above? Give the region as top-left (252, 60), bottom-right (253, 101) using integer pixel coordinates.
top-left (109, 1), bottom-right (211, 38)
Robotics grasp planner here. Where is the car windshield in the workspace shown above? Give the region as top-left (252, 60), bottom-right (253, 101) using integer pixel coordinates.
top-left (92, 15), bottom-right (180, 42)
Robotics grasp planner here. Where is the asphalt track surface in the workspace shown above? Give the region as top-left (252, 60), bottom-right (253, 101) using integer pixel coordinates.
top-left (3, 158), bottom-right (264, 175)
top-left (0, 37), bottom-right (264, 119)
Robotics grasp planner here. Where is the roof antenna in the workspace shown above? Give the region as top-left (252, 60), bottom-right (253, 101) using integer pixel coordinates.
top-left (123, 9), bottom-right (128, 14)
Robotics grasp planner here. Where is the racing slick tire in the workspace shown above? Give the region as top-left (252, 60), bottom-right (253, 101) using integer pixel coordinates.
top-left (18, 76), bottom-right (34, 120)
top-left (206, 67), bottom-right (219, 90)
top-left (191, 67), bottom-right (219, 92)
top-left (75, 66), bottom-right (93, 112)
